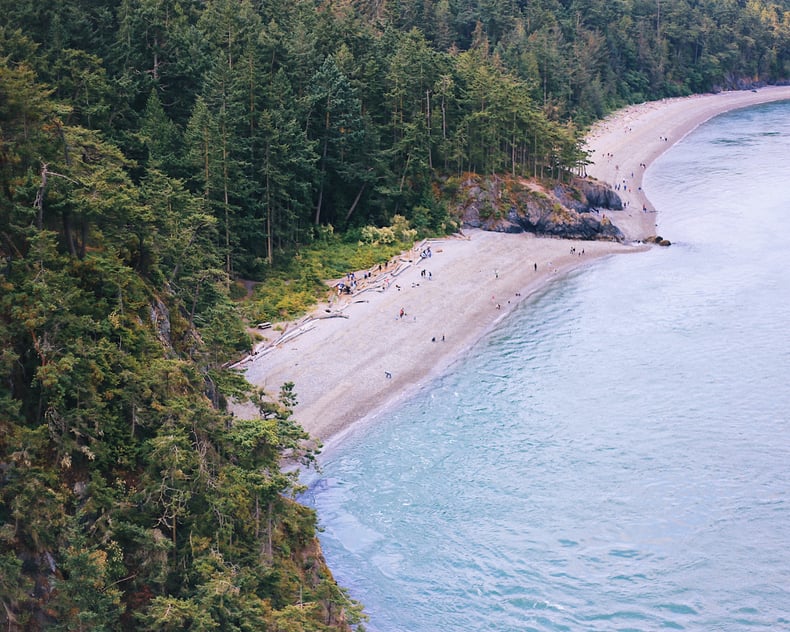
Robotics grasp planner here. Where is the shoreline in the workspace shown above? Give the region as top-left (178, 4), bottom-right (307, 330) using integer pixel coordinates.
top-left (314, 240), bottom-right (633, 457)
top-left (238, 86), bottom-right (790, 448)
top-left (584, 85), bottom-right (790, 240)
top-left (239, 232), bottom-right (641, 446)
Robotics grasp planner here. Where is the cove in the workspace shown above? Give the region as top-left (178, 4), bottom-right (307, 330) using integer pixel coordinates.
top-left (303, 101), bottom-right (790, 631)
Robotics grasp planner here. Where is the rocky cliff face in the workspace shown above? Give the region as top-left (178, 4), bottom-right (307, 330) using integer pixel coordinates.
top-left (449, 174), bottom-right (624, 241)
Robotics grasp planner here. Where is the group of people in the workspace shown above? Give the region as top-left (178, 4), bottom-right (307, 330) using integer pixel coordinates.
top-left (335, 280), bottom-right (355, 295)
top-left (336, 270), bottom-right (363, 294)
top-left (337, 261), bottom-right (396, 296)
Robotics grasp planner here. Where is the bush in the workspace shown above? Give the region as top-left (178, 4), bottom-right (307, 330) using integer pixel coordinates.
top-left (360, 225), bottom-right (396, 245)
top-left (390, 214), bottom-right (417, 242)
top-left (443, 176), bottom-right (461, 197)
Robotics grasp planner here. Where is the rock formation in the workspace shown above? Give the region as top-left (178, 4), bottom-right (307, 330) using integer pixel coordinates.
top-left (449, 174), bottom-right (624, 241)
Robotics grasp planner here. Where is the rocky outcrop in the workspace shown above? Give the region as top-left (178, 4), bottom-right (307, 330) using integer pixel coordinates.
top-left (449, 174), bottom-right (625, 241)
top-left (648, 235), bottom-right (672, 246)
top-left (507, 204), bottom-right (623, 241)
top-left (558, 179), bottom-right (623, 211)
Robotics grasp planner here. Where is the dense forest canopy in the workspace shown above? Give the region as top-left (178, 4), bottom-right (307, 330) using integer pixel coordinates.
top-left (3, 0), bottom-right (788, 275)
top-left (1, 0), bottom-right (788, 629)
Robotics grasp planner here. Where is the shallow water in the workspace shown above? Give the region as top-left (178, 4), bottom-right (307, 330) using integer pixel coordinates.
top-left (302, 101), bottom-right (790, 631)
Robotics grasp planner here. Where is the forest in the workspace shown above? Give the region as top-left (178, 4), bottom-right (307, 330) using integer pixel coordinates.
top-left (1, 0), bottom-right (788, 629)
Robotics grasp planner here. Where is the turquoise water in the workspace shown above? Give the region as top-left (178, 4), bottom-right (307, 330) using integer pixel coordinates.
top-left (302, 101), bottom-right (790, 630)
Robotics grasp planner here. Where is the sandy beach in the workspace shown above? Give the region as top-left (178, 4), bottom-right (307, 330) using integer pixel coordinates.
top-left (584, 86), bottom-right (790, 241)
top-left (238, 86), bottom-right (790, 447)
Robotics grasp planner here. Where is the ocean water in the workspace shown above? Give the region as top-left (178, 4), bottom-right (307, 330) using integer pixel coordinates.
top-left (302, 101), bottom-right (790, 631)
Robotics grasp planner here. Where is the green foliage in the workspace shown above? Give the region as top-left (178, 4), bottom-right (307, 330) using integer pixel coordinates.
top-left (245, 217), bottom-right (416, 323)
top-left (359, 215), bottom-right (418, 245)
top-left (136, 595), bottom-right (221, 631)
top-left (360, 224), bottom-right (398, 245)
top-left (247, 276), bottom-right (321, 322)
top-left (0, 57), bottom-right (359, 631)
top-left (47, 521), bottom-right (126, 631)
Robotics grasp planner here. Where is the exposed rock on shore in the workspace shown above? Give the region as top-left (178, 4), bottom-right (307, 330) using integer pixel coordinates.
top-left (449, 174), bottom-right (624, 241)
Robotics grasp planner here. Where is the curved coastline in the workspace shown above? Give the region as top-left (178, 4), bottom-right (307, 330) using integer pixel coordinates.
top-left (240, 86), bottom-right (790, 447)
top-left (584, 86), bottom-right (790, 241)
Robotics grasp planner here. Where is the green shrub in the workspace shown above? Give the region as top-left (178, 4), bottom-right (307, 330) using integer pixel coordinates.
top-left (360, 225), bottom-right (396, 245)
top-left (443, 177), bottom-right (461, 197)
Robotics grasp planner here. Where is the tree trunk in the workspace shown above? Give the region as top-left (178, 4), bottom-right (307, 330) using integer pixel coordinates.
top-left (426, 89), bottom-right (433, 170)
top-left (315, 110), bottom-right (330, 226)
top-left (263, 501), bottom-right (273, 561)
top-left (265, 144), bottom-right (273, 265)
top-left (34, 164), bottom-right (48, 230)
top-left (255, 496), bottom-right (260, 540)
top-left (62, 210), bottom-right (77, 257)
top-left (344, 177), bottom-right (369, 223)
top-left (399, 152), bottom-right (412, 193)
top-left (223, 189), bottom-right (230, 277)
top-left (79, 219), bottom-right (87, 259)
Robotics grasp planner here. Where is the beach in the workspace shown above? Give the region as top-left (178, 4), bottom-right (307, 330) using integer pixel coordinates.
top-left (584, 86), bottom-right (790, 240)
top-left (238, 86), bottom-right (790, 446)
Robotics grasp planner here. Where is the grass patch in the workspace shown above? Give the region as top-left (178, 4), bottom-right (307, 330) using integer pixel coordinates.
top-left (242, 233), bottom-right (414, 324)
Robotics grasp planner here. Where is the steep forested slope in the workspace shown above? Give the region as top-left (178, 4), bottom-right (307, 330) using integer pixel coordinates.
top-left (0, 57), bottom-right (361, 632)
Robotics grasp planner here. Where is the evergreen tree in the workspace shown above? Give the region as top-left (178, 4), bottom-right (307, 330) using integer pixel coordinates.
top-left (307, 55), bottom-right (366, 227)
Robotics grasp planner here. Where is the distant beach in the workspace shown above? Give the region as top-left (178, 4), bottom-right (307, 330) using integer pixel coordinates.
top-left (584, 86), bottom-right (790, 241)
top-left (239, 86), bottom-right (790, 446)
